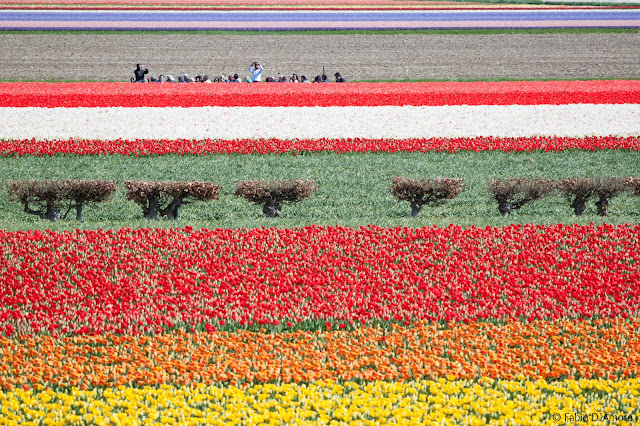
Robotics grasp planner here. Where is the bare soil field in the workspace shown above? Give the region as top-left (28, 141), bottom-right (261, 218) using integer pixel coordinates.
top-left (1, 33), bottom-right (639, 81)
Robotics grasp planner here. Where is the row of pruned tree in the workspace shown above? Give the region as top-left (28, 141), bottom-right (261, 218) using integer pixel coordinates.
top-left (6, 180), bottom-right (118, 221)
top-left (391, 176), bottom-right (640, 217)
top-left (488, 177), bottom-right (639, 216)
top-left (6, 177), bottom-right (640, 221)
top-left (6, 179), bottom-right (318, 221)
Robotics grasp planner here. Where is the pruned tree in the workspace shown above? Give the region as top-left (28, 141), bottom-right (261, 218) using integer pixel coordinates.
top-left (559, 177), bottom-right (628, 216)
top-left (7, 180), bottom-right (117, 221)
top-left (627, 177), bottom-right (640, 197)
top-left (558, 178), bottom-right (596, 216)
top-left (7, 180), bottom-right (67, 221)
top-left (64, 180), bottom-right (118, 221)
top-left (592, 177), bottom-right (628, 216)
top-left (390, 177), bottom-right (464, 217)
top-left (125, 181), bottom-right (221, 220)
top-left (487, 178), bottom-right (555, 216)
top-left (160, 181), bottom-right (221, 220)
top-left (234, 179), bottom-right (318, 217)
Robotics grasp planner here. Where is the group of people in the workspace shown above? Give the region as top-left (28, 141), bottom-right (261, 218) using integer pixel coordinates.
top-left (132, 63), bottom-right (346, 84)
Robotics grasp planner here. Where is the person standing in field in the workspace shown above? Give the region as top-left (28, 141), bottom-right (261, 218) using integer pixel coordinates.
top-left (248, 62), bottom-right (264, 82)
top-left (134, 64), bottom-right (148, 83)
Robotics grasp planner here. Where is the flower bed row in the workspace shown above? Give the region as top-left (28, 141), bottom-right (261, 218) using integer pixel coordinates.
top-left (1, 379), bottom-right (637, 425)
top-left (1, 0), bottom-right (577, 10)
top-left (3, 104), bottom-right (639, 140)
top-left (2, 136), bottom-right (639, 156)
top-left (1, 319), bottom-right (638, 390)
top-left (1, 0), bottom-right (489, 10)
top-left (2, 80), bottom-right (638, 107)
top-left (1, 224), bottom-right (639, 337)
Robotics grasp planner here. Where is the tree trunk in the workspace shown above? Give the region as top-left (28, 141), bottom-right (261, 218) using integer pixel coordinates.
top-left (22, 200), bottom-right (61, 221)
top-left (596, 196), bottom-right (609, 216)
top-left (44, 202), bottom-right (61, 221)
top-left (143, 196), bottom-right (160, 220)
top-left (23, 202), bottom-right (45, 219)
top-left (263, 201), bottom-right (282, 217)
top-left (75, 200), bottom-right (84, 221)
top-left (498, 202), bottom-right (512, 216)
top-left (161, 198), bottom-right (184, 220)
top-left (571, 196), bottom-right (587, 216)
top-left (410, 201), bottom-right (422, 218)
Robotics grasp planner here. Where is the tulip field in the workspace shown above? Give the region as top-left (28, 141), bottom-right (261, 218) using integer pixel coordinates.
top-left (1, 58), bottom-right (640, 425)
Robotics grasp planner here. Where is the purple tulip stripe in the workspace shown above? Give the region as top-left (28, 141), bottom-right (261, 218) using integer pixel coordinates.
top-left (1, 9), bottom-right (639, 30)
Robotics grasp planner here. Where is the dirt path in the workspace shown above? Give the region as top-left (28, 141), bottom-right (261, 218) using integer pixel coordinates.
top-left (1, 33), bottom-right (639, 81)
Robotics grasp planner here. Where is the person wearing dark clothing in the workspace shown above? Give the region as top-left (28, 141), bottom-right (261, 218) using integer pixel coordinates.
top-left (134, 64), bottom-right (148, 83)
top-left (335, 72), bottom-right (346, 83)
top-left (313, 75), bottom-right (323, 83)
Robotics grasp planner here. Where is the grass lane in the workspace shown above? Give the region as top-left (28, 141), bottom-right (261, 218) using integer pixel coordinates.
top-left (0, 150), bottom-right (637, 231)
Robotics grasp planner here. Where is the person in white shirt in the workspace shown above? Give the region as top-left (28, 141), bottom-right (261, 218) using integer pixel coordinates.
top-left (248, 62), bottom-right (264, 82)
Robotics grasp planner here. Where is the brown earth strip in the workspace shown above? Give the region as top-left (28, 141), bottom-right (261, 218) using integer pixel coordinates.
top-left (1, 33), bottom-right (639, 82)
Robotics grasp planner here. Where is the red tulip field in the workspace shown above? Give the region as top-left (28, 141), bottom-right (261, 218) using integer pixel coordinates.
top-left (2, 80), bottom-right (639, 107)
top-left (1, 224), bottom-right (639, 338)
top-left (1, 136), bottom-right (639, 156)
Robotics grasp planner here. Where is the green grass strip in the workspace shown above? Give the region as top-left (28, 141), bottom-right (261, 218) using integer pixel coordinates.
top-left (0, 150), bottom-right (637, 231)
